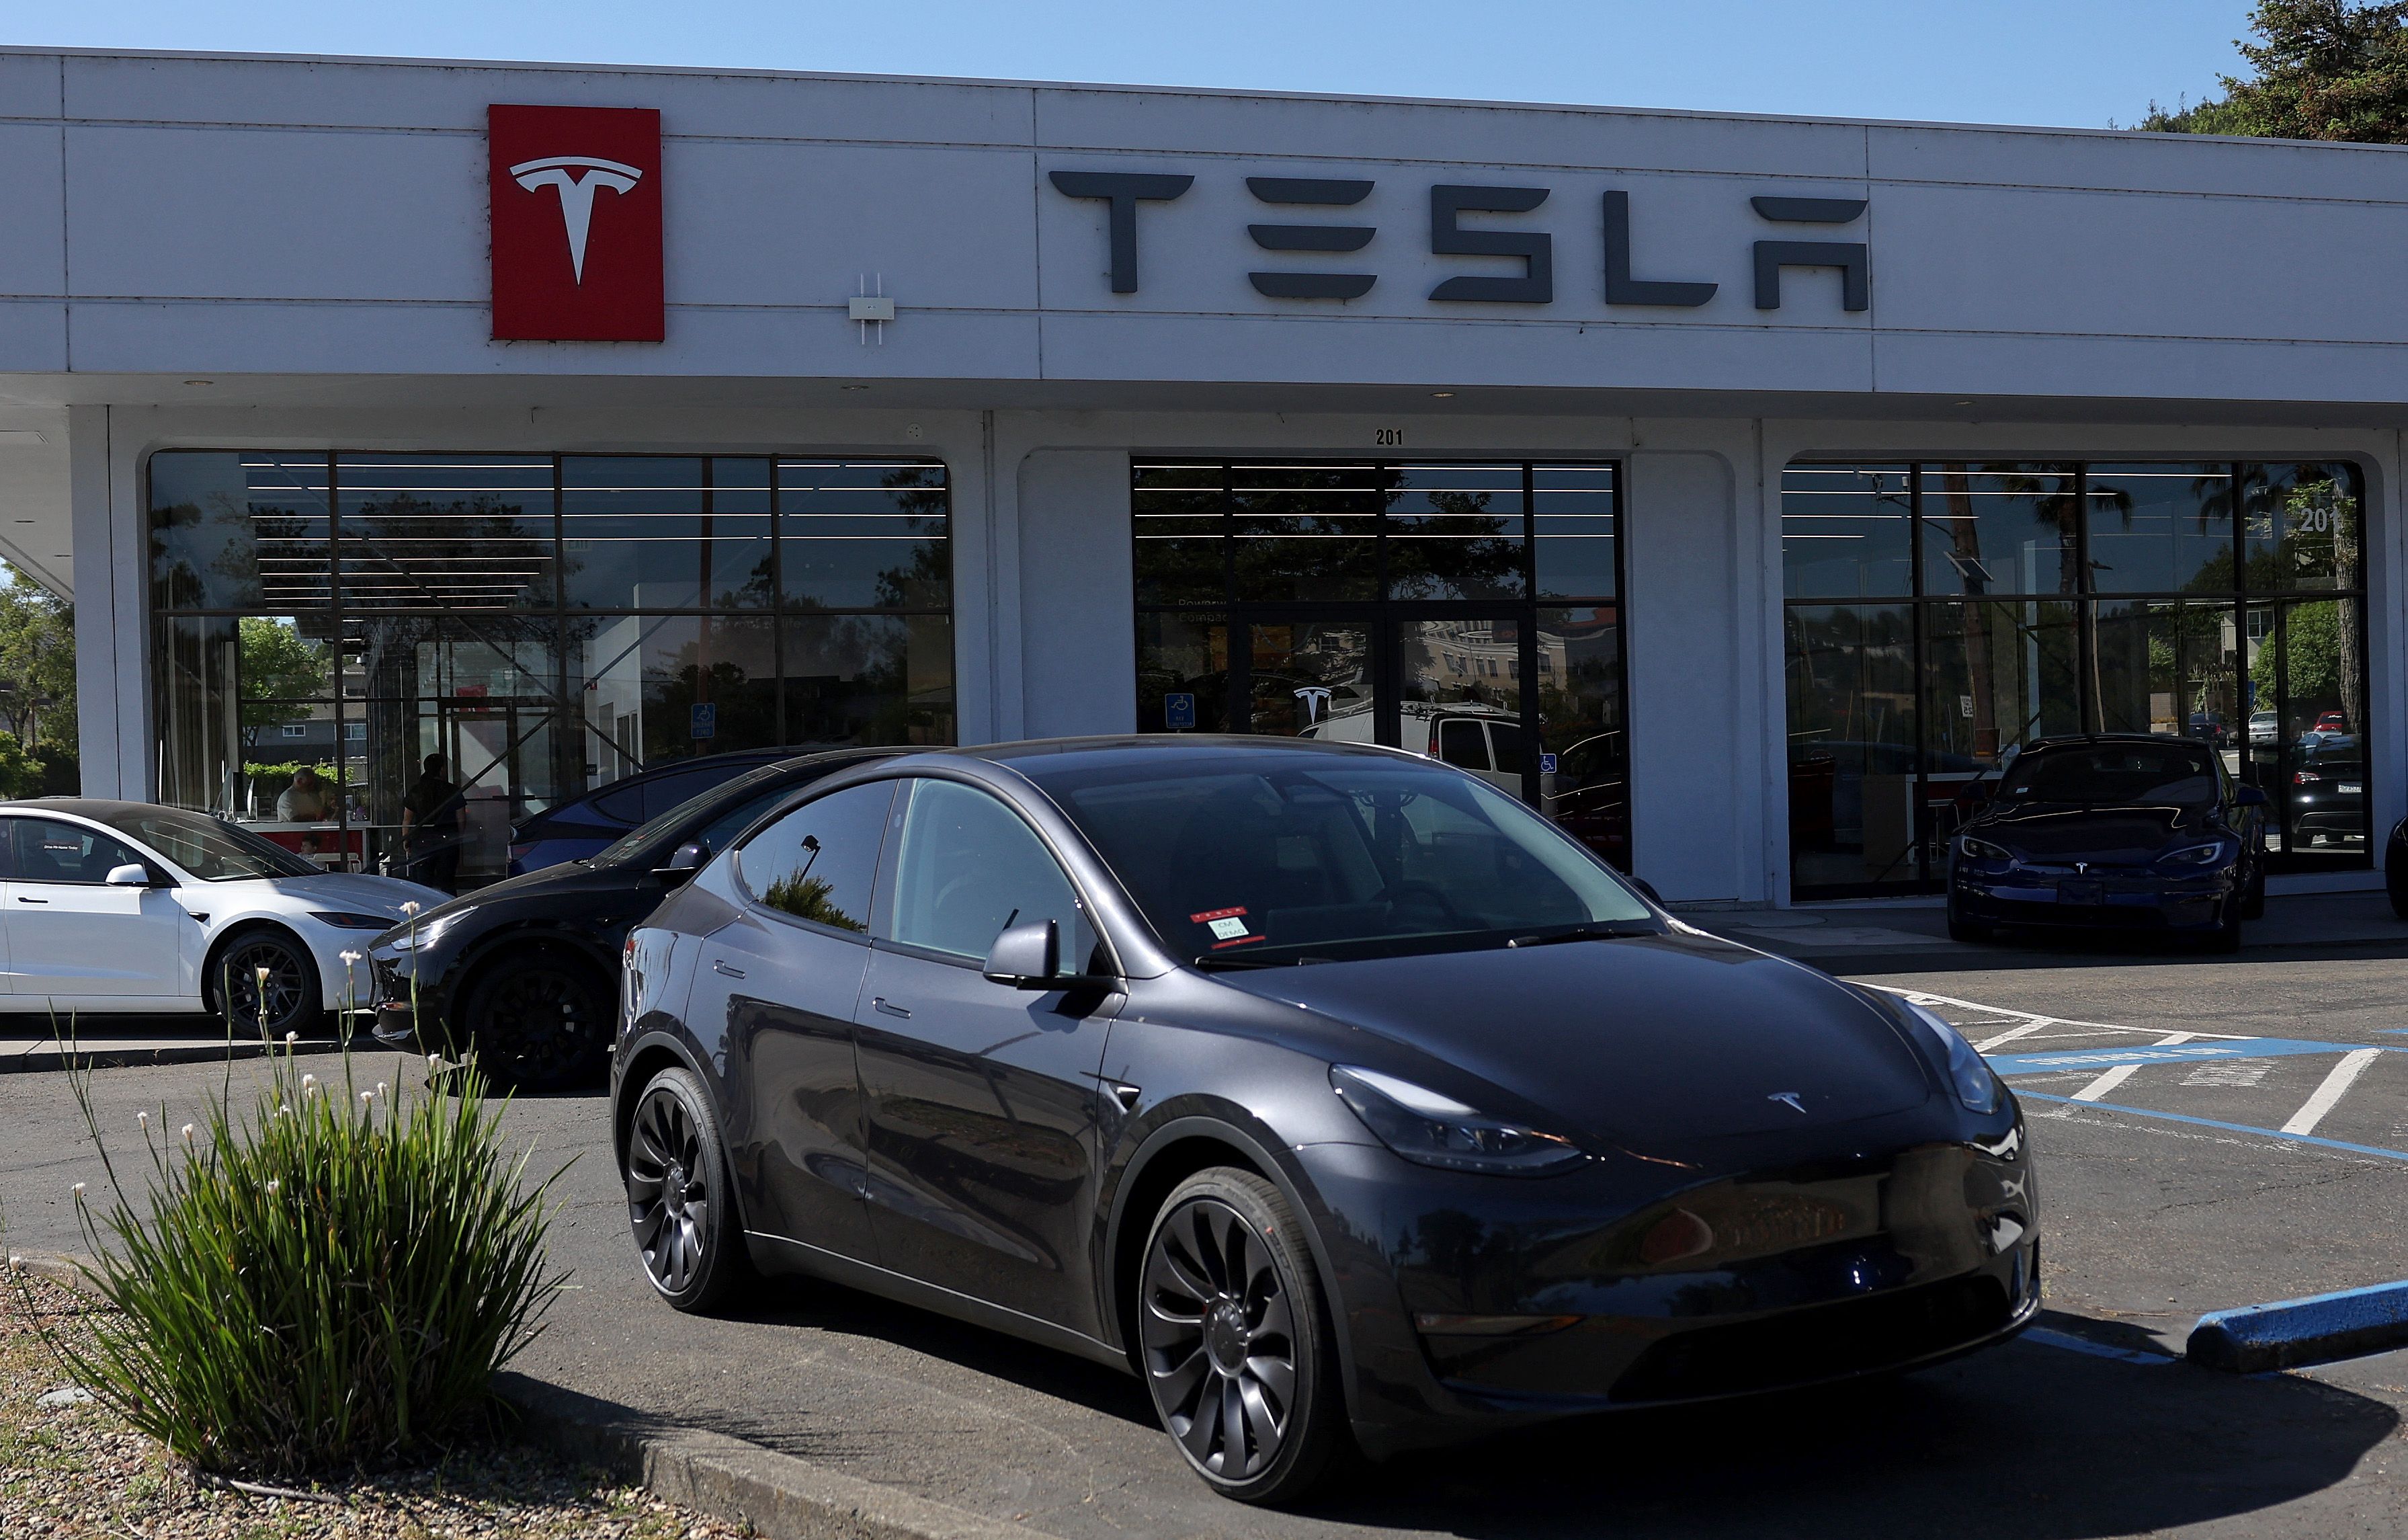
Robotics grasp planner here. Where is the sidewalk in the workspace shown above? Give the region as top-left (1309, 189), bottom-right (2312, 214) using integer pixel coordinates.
top-left (1695, 890), bottom-right (2408, 971)
top-left (0, 1020), bottom-right (347, 1073)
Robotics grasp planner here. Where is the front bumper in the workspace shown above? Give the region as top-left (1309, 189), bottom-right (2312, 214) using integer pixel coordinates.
top-left (1294, 1117), bottom-right (2038, 1455)
top-left (1952, 863), bottom-right (2233, 931)
top-left (364, 951), bottom-right (456, 1055)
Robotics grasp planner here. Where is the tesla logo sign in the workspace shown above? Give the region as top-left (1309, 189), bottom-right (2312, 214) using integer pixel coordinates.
top-left (489, 104), bottom-right (663, 341)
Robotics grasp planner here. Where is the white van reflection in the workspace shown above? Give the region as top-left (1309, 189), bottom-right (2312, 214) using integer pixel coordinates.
top-left (1301, 701), bottom-right (1525, 798)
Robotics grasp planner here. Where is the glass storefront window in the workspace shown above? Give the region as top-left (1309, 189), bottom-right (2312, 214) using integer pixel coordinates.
top-left (147, 450), bottom-right (956, 893)
top-left (562, 456), bottom-right (774, 610)
top-left (1783, 460), bottom-right (2368, 897)
top-left (1134, 459), bottom-right (1627, 870)
top-left (1780, 464), bottom-right (1912, 600)
top-left (1919, 464), bottom-right (2078, 598)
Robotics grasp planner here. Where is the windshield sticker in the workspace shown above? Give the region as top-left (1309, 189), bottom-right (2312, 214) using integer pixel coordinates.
top-left (1190, 906), bottom-right (1247, 924)
top-left (1206, 915), bottom-right (1251, 942)
top-left (1210, 932), bottom-right (1267, 950)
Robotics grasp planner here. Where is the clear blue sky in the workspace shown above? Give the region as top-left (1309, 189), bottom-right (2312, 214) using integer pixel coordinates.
top-left (0, 1), bottom-right (2255, 129)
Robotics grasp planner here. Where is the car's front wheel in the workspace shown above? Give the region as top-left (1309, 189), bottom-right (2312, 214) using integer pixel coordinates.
top-left (462, 948), bottom-right (612, 1090)
top-left (208, 927), bottom-right (323, 1041)
top-left (624, 1064), bottom-right (752, 1313)
top-left (1138, 1168), bottom-right (1347, 1505)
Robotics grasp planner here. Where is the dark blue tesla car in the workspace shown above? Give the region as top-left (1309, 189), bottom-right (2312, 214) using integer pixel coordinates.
top-left (1947, 734), bottom-right (2267, 952)
top-left (610, 736), bottom-right (2036, 1502)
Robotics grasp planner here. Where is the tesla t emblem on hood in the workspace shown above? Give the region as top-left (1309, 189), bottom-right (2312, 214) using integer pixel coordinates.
top-left (1767, 1091), bottom-right (1808, 1115)
top-left (2075, 861), bottom-right (2089, 875)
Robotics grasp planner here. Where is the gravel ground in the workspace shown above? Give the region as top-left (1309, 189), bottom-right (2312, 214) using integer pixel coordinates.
top-left (0, 1274), bottom-right (753, 1539)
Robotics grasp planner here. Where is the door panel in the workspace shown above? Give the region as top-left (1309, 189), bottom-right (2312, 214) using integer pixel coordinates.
top-left (855, 778), bottom-right (1114, 1334)
top-left (1, 818), bottom-right (185, 1002)
top-left (722, 780), bottom-right (896, 1260)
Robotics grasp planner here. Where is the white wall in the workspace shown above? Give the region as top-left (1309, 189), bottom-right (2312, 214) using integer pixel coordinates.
top-left (1016, 448), bottom-right (1136, 738)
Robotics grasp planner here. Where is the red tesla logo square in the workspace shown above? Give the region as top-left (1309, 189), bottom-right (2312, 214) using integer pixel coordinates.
top-left (489, 104), bottom-right (664, 341)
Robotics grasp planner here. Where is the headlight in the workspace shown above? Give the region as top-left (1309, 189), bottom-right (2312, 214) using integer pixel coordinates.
top-left (309, 911), bottom-right (396, 930)
top-left (1956, 835), bottom-right (2013, 862)
top-left (1901, 1002), bottom-right (2002, 1116)
top-left (380, 914), bottom-right (454, 951)
top-left (1329, 1065), bottom-right (1585, 1176)
top-left (2160, 842), bottom-right (2227, 866)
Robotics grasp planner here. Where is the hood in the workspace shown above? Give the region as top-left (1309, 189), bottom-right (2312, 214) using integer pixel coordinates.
top-left (1210, 932), bottom-right (1935, 1143)
top-left (1975, 801), bottom-right (2209, 860)
top-left (262, 871), bottom-right (449, 915)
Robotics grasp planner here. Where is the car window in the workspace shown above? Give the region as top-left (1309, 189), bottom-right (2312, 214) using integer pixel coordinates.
top-left (594, 762), bottom-right (796, 866)
top-left (883, 779), bottom-right (1100, 970)
top-left (6, 818), bottom-right (147, 885)
top-left (1996, 745), bottom-right (2218, 808)
top-left (641, 768), bottom-right (726, 820)
top-left (589, 783), bottom-right (647, 825)
top-left (88, 806), bottom-right (317, 881)
top-left (1487, 721), bottom-right (1525, 770)
top-left (735, 781), bottom-right (895, 934)
top-left (1034, 754), bottom-right (1653, 965)
top-left (1437, 719), bottom-right (1489, 770)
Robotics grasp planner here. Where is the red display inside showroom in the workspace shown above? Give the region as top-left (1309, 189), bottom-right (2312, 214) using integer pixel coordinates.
top-left (489, 104), bottom-right (663, 341)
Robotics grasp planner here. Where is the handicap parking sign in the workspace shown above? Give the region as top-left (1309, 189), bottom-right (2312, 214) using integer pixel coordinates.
top-left (1164, 692), bottom-right (1197, 731)
top-left (690, 702), bottom-right (717, 739)
top-left (1538, 752), bottom-right (1559, 774)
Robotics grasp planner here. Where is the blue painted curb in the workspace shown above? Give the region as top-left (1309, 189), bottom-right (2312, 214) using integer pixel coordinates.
top-left (2186, 1280), bottom-right (2408, 1373)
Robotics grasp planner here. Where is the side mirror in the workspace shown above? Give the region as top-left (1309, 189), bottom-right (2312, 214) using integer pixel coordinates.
top-left (983, 919), bottom-right (1061, 988)
top-left (2235, 785), bottom-right (2270, 809)
top-left (106, 862), bottom-right (155, 888)
top-left (653, 842), bottom-right (708, 883)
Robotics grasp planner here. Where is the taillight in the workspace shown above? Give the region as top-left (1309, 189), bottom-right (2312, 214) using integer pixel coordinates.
top-left (2294, 770), bottom-right (2321, 784)
top-left (1427, 729), bottom-right (1441, 756)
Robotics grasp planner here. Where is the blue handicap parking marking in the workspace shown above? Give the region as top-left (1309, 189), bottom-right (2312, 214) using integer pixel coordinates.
top-left (1987, 1038), bottom-right (2393, 1077)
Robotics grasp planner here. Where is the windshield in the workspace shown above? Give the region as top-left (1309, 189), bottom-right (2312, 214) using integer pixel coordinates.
top-left (1995, 743), bottom-right (2218, 809)
top-left (1030, 752), bottom-right (1655, 965)
top-left (594, 762), bottom-right (796, 866)
top-left (91, 806), bottom-right (319, 881)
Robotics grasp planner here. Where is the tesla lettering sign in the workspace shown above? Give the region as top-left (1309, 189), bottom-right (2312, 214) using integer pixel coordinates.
top-left (489, 104), bottom-right (664, 341)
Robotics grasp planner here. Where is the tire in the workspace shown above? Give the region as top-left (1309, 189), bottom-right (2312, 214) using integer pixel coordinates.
top-left (1945, 901), bottom-right (1989, 944)
top-left (1138, 1168), bottom-right (1347, 1505)
top-left (460, 948), bottom-right (612, 1091)
top-left (207, 927), bottom-right (324, 1041)
top-left (2208, 898), bottom-right (2244, 955)
top-left (623, 1064), bottom-right (753, 1313)
top-left (2241, 862), bottom-right (2267, 922)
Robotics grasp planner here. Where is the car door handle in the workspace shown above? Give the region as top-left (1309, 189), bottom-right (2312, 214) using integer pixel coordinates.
top-left (13, 896), bottom-right (45, 904)
top-left (712, 960), bottom-right (745, 979)
top-left (872, 997), bottom-right (911, 1019)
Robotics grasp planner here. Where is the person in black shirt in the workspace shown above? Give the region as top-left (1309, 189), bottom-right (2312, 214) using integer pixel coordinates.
top-left (401, 753), bottom-right (463, 892)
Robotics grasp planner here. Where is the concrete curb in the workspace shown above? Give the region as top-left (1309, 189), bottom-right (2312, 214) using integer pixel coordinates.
top-left (8, 1250), bottom-right (1061, 1540)
top-left (493, 1371), bottom-right (1061, 1540)
top-left (0, 1038), bottom-right (349, 1074)
top-left (2188, 1281), bottom-right (2408, 1373)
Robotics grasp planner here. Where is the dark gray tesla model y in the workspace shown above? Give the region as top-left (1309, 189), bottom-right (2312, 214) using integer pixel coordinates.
top-left (610, 737), bottom-right (2037, 1502)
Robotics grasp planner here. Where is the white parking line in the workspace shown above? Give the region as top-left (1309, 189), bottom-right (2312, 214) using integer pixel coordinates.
top-left (2069, 1032), bottom-right (2196, 1103)
top-left (1973, 1022), bottom-right (2049, 1052)
top-left (2280, 1049), bottom-right (2384, 1137)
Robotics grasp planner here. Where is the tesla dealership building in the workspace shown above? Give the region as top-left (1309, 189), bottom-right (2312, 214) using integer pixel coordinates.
top-left (0, 46), bottom-right (2397, 905)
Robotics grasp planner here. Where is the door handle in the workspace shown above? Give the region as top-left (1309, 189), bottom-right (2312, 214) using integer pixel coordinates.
top-left (712, 959), bottom-right (746, 979)
top-left (14, 896), bottom-right (46, 904)
top-left (872, 997), bottom-right (911, 1019)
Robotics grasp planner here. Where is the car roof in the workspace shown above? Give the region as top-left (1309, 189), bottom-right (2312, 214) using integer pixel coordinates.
top-left (2017, 733), bottom-right (2205, 753)
top-left (933, 734), bottom-right (1416, 768)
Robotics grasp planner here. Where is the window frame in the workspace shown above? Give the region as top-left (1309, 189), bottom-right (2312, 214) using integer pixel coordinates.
top-left (868, 773), bottom-right (1121, 979)
top-left (729, 778), bottom-right (900, 942)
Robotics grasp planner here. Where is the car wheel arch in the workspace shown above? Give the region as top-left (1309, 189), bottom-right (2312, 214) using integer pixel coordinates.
top-left (612, 1028), bottom-right (745, 1207)
top-left (1102, 1110), bottom-right (1359, 1406)
top-left (453, 930), bottom-right (618, 1032)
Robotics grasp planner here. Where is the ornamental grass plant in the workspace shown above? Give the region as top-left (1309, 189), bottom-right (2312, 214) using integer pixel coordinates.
top-left (39, 973), bottom-right (570, 1478)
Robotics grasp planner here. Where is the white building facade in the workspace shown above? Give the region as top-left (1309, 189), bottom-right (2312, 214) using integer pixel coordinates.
top-left (0, 47), bottom-right (2397, 903)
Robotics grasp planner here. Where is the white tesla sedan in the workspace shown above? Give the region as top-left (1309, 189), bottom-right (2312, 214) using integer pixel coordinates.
top-left (0, 799), bottom-right (448, 1037)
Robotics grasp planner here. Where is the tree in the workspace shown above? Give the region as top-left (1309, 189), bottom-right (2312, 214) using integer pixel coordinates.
top-left (2142, 1), bottom-right (2408, 143)
top-left (0, 564), bottom-right (76, 758)
top-left (236, 616), bottom-right (329, 747)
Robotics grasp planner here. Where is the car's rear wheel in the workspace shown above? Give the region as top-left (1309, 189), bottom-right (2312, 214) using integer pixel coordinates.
top-left (1138, 1168), bottom-right (1346, 1505)
top-left (462, 948), bottom-right (612, 1091)
top-left (208, 927), bottom-right (323, 1041)
top-left (624, 1064), bottom-right (752, 1313)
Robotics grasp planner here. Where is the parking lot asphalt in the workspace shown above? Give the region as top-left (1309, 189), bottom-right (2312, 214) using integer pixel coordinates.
top-left (6, 938), bottom-right (2408, 1537)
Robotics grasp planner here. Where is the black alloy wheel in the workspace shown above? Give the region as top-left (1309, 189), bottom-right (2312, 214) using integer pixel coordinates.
top-left (213, 930), bottom-right (321, 1040)
top-left (1140, 1169), bottom-right (1344, 1504)
top-left (624, 1065), bottom-right (751, 1312)
top-left (464, 950), bottom-right (611, 1091)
